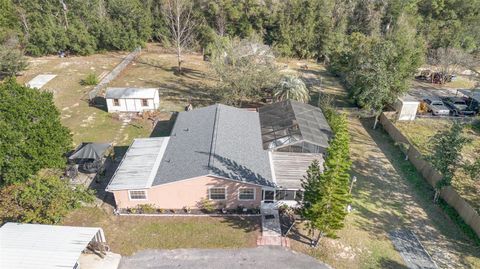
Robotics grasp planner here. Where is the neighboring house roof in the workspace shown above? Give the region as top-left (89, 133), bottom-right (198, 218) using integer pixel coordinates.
top-left (68, 142), bottom-right (111, 160)
top-left (105, 87), bottom-right (158, 99)
top-left (153, 104), bottom-right (274, 187)
top-left (107, 137), bottom-right (169, 191)
top-left (258, 100), bottom-right (332, 151)
top-left (0, 222), bottom-right (104, 269)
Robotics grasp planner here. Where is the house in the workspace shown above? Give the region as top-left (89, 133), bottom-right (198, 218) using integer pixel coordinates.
top-left (0, 222), bottom-right (120, 269)
top-left (106, 100), bottom-right (332, 210)
top-left (105, 87), bottom-right (159, 113)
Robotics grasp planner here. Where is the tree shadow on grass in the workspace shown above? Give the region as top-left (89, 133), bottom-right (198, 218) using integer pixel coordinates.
top-left (287, 224), bottom-right (313, 245)
top-left (357, 116), bottom-right (480, 268)
top-left (220, 216), bottom-right (261, 233)
top-left (379, 258), bottom-right (409, 269)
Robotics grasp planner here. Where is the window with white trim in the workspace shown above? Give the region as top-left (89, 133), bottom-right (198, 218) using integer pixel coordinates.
top-left (129, 190), bottom-right (147, 200)
top-left (113, 99), bottom-right (120, 106)
top-left (238, 188), bottom-right (255, 200)
top-left (141, 99), bottom-right (149, 106)
top-left (209, 187), bottom-right (226, 200)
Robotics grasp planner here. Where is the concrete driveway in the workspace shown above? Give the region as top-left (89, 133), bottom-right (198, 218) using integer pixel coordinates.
top-left (118, 246), bottom-right (330, 269)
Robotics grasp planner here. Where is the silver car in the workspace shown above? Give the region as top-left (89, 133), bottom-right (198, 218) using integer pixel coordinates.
top-left (423, 97), bottom-right (450, 116)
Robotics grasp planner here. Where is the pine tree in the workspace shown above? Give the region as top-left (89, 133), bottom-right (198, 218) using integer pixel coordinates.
top-left (427, 121), bottom-right (471, 202)
top-left (301, 110), bottom-right (351, 240)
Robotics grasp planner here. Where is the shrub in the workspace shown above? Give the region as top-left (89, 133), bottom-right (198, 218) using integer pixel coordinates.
top-left (81, 73), bottom-right (99, 86)
top-left (0, 175), bottom-right (94, 224)
top-left (199, 198), bottom-right (216, 213)
top-left (138, 204), bottom-right (156, 214)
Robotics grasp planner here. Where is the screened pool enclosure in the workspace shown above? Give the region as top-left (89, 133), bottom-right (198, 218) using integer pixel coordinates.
top-left (258, 100), bottom-right (332, 153)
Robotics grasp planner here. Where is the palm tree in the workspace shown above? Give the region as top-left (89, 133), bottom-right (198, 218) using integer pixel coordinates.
top-left (273, 75), bottom-right (310, 103)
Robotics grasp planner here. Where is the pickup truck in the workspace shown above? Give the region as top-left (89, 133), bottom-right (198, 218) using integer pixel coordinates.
top-left (422, 97), bottom-right (450, 116)
top-left (442, 97), bottom-right (476, 116)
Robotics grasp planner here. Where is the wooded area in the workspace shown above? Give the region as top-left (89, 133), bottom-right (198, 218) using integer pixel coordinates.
top-left (1, 0), bottom-right (479, 58)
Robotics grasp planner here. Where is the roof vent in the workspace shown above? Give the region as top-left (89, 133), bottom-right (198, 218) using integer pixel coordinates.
top-left (183, 128), bottom-right (189, 132)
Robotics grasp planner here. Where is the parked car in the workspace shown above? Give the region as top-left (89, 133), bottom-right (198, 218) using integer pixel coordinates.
top-left (442, 97), bottom-right (476, 116)
top-left (422, 97), bottom-right (450, 116)
top-left (465, 97), bottom-right (480, 113)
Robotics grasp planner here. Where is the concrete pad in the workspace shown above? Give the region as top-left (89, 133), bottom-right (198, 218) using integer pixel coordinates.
top-left (389, 229), bottom-right (437, 269)
top-left (26, 74), bottom-right (57, 89)
top-left (79, 252), bottom-right (121, 269)
top-left (119, 247), bottom-right (331, 269)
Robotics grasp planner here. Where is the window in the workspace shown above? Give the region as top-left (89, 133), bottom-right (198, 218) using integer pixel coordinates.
top-left (238, 188), bottom-right (255, 200)
top-left (275, 190), bottom-right (296, 201)
top-left (113, 99), bottom-right (120, 106)
top-left (209, 187), bottom-right (226, 200)
top-left (141, 99), bottom-right (148, 106)
top-left (129, 190), bottom-right (147, 200)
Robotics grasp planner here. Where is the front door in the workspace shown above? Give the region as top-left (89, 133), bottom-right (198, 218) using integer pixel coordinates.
top-left (262, 190), bottom-right (275, 202)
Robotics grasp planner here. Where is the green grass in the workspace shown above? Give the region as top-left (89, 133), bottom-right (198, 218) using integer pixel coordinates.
top-left (395, 118), bottom-right (480, 214)
top-left (62, 207), bottom-right (260, 256)
top-left (375, 123), bottom-right (480, 244)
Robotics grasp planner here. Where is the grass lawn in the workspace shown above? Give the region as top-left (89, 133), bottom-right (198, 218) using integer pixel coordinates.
top-left (395, 118), bottom-right (480, 213)
top-left (62, 206), bottom-right (260, 256)
top-left (17, 52), bottom-right (154, 146)
top-left (109, 44), bottom-right (218, 112)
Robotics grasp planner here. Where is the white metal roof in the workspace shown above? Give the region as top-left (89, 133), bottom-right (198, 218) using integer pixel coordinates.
top-left (106, 137), bottom-right (169, 191)
top-left (398, 94), bottom-right (419, 103)
top-left (105, 87), bottom-right (158, 99)
top-left (0, 222), bottom-right (104, 269)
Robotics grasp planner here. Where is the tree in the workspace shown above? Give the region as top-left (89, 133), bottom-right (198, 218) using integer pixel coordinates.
top-left (273, 75), bottom-right (310, 103)
top-left (426, 122), bottom-right (471, 202)
top-left (208, 35), bottom-right (280, 106)
top-left (330, 13), bottom-right (424, 128)
top-left (0, 45), bottom-right (27, 76)
top-left (0, 175), bottom-right (94, 224)
top-left (427, 47), bottom-right (472, 84)
top-left (162, 0), bottom-right (196, 73)
top-left (301, 110), bottom-right (351, 242)
top-left (0, 78), bottom-right (72, 185)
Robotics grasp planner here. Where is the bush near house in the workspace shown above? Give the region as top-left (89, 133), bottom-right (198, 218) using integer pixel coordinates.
top-left (0, 175), bottom-right (94, 224)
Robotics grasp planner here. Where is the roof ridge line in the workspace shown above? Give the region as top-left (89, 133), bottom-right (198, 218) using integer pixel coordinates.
top-left (207, 104), bottom-right (221, 170)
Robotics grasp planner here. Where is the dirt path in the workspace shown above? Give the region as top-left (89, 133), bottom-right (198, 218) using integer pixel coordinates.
top-left (349, 117), bottom-right (480, 268)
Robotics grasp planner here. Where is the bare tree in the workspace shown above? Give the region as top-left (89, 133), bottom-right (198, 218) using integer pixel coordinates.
top-left (428, 48), bottom-right (472, 84)
top-left (162, 0), bottom-right (195, 74)
top-left (209, 36), bottom-right (280, 106)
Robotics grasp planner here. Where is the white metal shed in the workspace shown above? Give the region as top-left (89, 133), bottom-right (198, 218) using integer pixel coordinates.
top-left (394, 94), bottom-right (420, 121)
top-left (105, 87), bottom-right (160, 113)
top-left (0, 222), bottom-right (105, 269)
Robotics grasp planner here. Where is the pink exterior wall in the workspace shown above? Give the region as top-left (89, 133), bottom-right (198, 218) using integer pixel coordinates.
top-left (111, 176), bottom-right (263, 209)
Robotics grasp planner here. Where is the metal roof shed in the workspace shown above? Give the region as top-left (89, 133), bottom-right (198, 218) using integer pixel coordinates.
top-left (395, 94), bottom-right (420, 121)
top-left (0, 222), bottom-right (105, 269)
top-left (105, 87), bottom-right (160, 113)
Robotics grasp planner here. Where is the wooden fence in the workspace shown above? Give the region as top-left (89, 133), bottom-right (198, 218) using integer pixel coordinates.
top-left (379, 112), bottom-right (480, 238)
top-left (88, 47), bottom-right (141, 101)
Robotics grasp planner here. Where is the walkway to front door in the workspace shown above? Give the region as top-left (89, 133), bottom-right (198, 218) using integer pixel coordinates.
top-left (257, 203), bottom-right (290, 247)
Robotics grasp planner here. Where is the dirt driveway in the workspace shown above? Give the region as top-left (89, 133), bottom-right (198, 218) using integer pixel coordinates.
top-left (349, 117), bottom-right (480, 268)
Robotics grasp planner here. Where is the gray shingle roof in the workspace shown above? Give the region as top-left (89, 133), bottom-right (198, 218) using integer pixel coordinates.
top-left (153, 104), bottom-right (274, 187)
